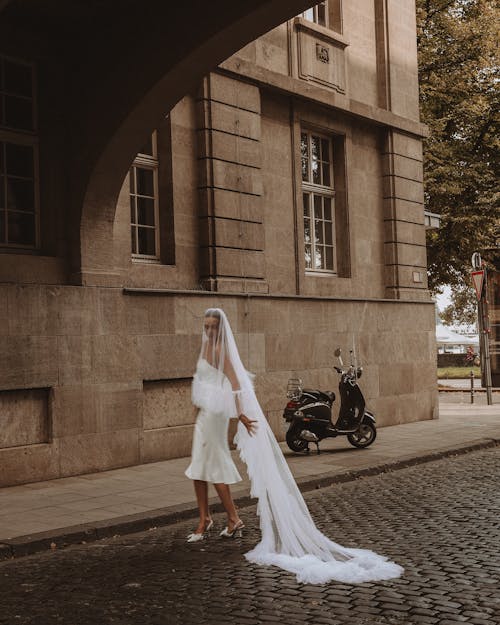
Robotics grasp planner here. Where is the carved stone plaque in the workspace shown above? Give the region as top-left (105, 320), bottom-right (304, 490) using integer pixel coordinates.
top-left (316, 43), bottom-right (330, 64)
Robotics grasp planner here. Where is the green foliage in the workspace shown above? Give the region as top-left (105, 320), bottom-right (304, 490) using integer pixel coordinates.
top-left (440, 283), bottom-right (478, 327)
top-left (417, 0), bottom-right (500, 291)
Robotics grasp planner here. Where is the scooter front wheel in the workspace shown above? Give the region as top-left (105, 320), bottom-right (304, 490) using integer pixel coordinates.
top-left (347, 421), bottom-right (376, 448)
top-left (286, 426), bottom-right (309, 452)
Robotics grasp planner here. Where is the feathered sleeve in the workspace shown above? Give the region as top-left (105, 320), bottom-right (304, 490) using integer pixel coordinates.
top-left (191, 370), bottom-right (238, 419)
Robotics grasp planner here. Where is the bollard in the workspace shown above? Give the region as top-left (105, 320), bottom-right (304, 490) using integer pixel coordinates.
top-left (470, 370), bottom-right (474, 404)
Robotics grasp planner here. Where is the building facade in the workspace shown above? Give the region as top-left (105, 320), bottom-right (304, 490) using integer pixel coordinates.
top-left (0, 1), bottom-right (437, 487)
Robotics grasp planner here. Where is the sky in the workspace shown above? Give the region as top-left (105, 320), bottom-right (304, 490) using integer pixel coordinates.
top-left (434, 285), bottom-right (452, 312)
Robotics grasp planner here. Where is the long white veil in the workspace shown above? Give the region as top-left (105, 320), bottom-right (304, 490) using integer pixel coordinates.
top-left (193, 308), bottom-right (403, 584)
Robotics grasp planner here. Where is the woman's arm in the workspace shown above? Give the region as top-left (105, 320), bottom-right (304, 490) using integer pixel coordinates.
top-left (223, 356), bottom-right (257, 436)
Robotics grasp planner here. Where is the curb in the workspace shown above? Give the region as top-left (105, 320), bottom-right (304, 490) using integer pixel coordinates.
top-left (1, 438), bottom-right (498, 561)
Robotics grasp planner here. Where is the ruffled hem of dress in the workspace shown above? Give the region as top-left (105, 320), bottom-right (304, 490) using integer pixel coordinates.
top-left (184, 466), bottom-right (243, 485)
top-left (244, 547), bottom-right (404, 585)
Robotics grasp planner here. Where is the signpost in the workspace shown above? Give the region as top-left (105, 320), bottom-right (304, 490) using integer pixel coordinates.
top-left (471, 252), bottom-right (493, 405)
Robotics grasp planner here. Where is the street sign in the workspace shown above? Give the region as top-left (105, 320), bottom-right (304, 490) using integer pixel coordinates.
top-left (471, 252), bottom-right (482, 270)
top-left (471, 270), bottom-right (485, 300)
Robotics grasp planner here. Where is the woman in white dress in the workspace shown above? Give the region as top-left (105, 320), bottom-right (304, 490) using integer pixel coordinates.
top-left (186, 307), bottom-right (404, 585)
top-left (185, 309), bottom-right (257, 542)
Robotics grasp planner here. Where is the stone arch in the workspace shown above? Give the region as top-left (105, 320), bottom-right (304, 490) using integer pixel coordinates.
top-left (69, 0), bottom-right (317, 284)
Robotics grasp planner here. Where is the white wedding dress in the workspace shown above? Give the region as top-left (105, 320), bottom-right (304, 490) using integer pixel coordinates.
top-left (185, 359), bottom-right (242, 484)
top-left (186, 308), bottom-right (404, 585)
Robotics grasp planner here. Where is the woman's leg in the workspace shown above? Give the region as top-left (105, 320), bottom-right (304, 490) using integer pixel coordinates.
top-left (193, 480), bottom-right (211, 533)
top-left (213, 482), bottom-right (242, 531)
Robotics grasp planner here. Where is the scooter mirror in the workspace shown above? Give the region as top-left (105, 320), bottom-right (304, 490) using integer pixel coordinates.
top-left (334, 348), bottom-right (342, 357)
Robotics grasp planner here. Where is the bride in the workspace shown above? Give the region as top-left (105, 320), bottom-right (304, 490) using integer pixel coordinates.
top-left (185, 307), bottom-right (403, 584)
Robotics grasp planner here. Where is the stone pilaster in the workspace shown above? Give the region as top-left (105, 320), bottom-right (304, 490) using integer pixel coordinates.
top-left (196, 72), bottom-right (268, 293)
top-left (382, 129), bottom-right (430, 300)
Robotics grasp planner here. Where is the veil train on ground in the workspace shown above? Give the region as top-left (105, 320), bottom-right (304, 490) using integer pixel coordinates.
top-left (192, 308), bottom-right (404, 585)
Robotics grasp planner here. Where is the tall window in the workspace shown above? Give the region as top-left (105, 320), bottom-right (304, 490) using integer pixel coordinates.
top-left (301, 130), bottom-right (336, 272)
top-left (302, 1), bottom-right (328, 26)
top-left (0, 56), bottom-right (37, 249)
top-left (130, 133), bottom-right (160, 261)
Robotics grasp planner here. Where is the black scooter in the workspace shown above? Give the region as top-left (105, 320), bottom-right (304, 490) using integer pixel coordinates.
top-left (283, 348), bottom-right (376, 454)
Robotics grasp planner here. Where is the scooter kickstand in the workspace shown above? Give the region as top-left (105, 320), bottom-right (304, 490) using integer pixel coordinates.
top-left (315, 442), bottom-right (320, 455)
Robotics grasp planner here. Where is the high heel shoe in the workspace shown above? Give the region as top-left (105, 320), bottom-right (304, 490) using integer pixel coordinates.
top-left (186, 519), bottom-right (213, 543)
top-left (219, 520), bottom-right (245, 538)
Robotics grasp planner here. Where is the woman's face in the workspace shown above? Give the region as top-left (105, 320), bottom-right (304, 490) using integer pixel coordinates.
top-left (204, 316), bottom-right (220, 341)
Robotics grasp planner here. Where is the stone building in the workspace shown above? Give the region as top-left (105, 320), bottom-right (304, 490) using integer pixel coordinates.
top-left (0, 0), bottom-right (436, 487)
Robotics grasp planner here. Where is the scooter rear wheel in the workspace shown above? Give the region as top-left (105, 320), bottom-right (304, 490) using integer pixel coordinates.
top-left (286, 427), bottom-right (309, 452)
top-left (347, 421), bottom-right (376, 448)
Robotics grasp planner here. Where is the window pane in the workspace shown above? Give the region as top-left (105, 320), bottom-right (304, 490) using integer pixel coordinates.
top-left (137, 196), bottom-right (156, 227)
top-left (303, 192), bottom-right (309, 217)
top-left (129, 169), bottom-right (135, 194)
top-left (324, 197), bottom-right (332, 221)
top-left (6, 178), bottom-right (34, 210)
top-left (4, 60), bottom-right (32, 97)
top-left (300, 134), bottom-right (308, 182)
top-left (131, 226), bottom-right (137, 254)
top-left (7, 210), bottom-right (35, 245)
top-left (325, 222), bottom-right (333, 245)
top-left (5, 143), bottom-right (33, 177)
top-left (5, 95), bottom-right (33, 130)
top-left (137, 226), bottom-right (156, 256)
top-left (325, 246), bottom-right (333, 270)
top-left (0, 210), bottom-right (5, 243)
top-left (311, 137), bottom-right (321, 183)
top-left (322, 162), bottom-right (331, 187)
top-left (303, 7), bottom-right (314, 21)
top-left (315, 246), bottom-right (323, 269)
top-left (305, 244), bottom-right (312, 269)
top-left (317, 2), bottom-right (327, 26)
top-left (136, 167), bottom-right (154, 196)
top-left (304, 217), bottom-right (311, 243)
top-left (130, 195), bottom-right (136, 224)
top-left (0, 176), bottom-right (4, 208)
top-left (315, 218), bottom-right (323, 244)
top-left (312, 158), bottom-right (320, 184)
top-left (320, 139), bottom-right (329, 163)
top-left (311, 136), bottom-right (320, 161)
top-left (314, 195), bottom-right (322, 220)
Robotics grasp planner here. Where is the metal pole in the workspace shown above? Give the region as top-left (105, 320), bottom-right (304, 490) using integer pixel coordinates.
top-left (470, 370), bottom-right (474, 404)
top-left (483, 325), bottom-right (493, 406)
top-left (482, 269), bottom-right (493, 406)
top-left (471, 252), bottom-right (493, 405)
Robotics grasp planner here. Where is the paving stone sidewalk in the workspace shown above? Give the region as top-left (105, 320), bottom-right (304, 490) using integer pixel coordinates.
top-left (0, 397), bottom-right (499, 558)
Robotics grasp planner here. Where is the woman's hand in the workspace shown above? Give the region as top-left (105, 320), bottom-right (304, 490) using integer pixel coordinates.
top-left (238, 414), bottom-right (258, 436)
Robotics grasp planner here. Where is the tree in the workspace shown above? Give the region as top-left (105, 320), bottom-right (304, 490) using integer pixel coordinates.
top-left (440, 283), bottom-right (477, 328)
top-left (416, 0), bottom-right (499, 291)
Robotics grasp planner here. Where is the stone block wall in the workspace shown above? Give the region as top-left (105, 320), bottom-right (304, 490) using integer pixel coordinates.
top-left (0, 286), bottom-right (437, 487)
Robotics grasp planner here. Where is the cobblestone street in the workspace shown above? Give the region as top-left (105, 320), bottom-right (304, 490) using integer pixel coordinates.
top-left (1, 447), bottom-right (499, 625)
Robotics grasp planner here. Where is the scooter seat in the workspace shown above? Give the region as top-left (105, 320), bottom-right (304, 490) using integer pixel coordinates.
top-left (320, 390), bottom-right (335, 403)
top-left (302, 389), bottom-right (335, 404)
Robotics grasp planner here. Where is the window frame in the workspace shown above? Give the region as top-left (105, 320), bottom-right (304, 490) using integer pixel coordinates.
top-left (130, 131), bottom-right (161, 263)
top-left (0, 55), bottom-right (39, 251)
top-left (300, 129), bottom-right (337, 274)
top-left (302, 1), bottom-right (328, 27)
